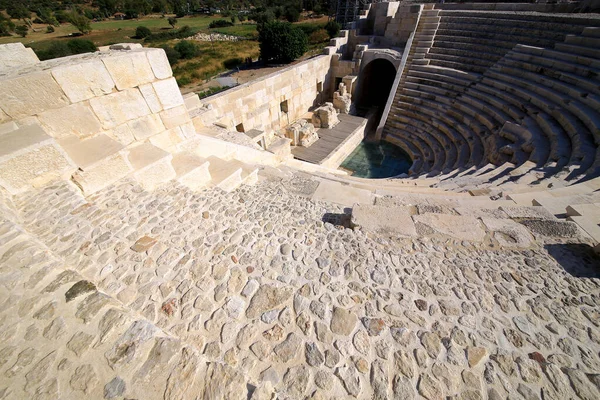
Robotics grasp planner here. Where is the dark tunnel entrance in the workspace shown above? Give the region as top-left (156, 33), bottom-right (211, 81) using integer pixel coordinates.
top-left (353, 58), bottom-right (398, 136)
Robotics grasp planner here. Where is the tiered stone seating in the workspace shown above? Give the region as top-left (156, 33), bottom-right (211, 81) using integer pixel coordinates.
top-left (383, 7), bottom-right (600, 186)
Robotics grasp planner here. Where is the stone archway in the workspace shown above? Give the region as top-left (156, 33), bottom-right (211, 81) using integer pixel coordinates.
top-left (354, 58), bottom-right (398, 109)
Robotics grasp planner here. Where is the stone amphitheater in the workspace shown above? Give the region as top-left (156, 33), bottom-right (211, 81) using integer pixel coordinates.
top-left (0, 2), bottom-right (600, 399)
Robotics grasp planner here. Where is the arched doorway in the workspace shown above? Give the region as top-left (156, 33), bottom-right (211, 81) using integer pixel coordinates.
top-left (353, 58), bottom-right (398, 137)
top-left (355, 58), bottom-right (397, 109)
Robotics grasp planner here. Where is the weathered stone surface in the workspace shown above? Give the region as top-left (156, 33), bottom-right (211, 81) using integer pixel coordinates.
top-left (284, 365), bottom-right (310, 398)
top-left (51, 60), bottom-right (115, 103)
top-left (65, 281), bottom-right (97, 302)
top-left (199, 362), bottom-right (246, 400)
top-left (245, 285), bottom-right (293, 318)
top-left (274, 332), bottom-right (302, 363)
top-left (102, 51), bottom-right (155, 90)
top-left (38, 102), bottom-right (103, 139)
top-left (413, 214), bottom-right (486, 242)
top-left (104, 376), bottom-right (126, 399)
top-left (105, 320), bottom-right (159, 367)
top-left (331, 306), bottom-right (358, 336)
top-left (335, 365), bottom-right (362, 397)
top-left (89, 88), bottom-right (152, 129)
top-left (0, 71), bottom-right (69, 118)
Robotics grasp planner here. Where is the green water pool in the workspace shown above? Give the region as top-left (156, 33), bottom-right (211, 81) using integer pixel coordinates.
top-left (340, 141), bottom-right (412, 179)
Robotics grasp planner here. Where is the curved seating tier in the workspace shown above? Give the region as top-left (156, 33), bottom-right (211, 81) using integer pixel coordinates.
top-left (383, 8), bottom-right (600, 184)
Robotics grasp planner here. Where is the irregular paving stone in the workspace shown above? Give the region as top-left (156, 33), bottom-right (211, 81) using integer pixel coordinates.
top-left (421, 332), bottom-right (441, 359)
top-left (392, 375), bottom-right (415, 400)
top-left (65, 280), bottom-right (97, 302)
top-left (76, 292), bottom-right (112, 323)
top-left (104, 376), bottom-right (126, 399)
top-left (353, 329), bottom-right (370, 355)
top-left (24, 351), bottom-right (57, 392)
top-left (199, 361), bottom-right (246, 400)
top-left (131, 236), bottom-right (157, 252)
top-left (245, 285), bottom-right (293, 319)
top-left (330, 306), bottom-right (358, 336)
top-left (105, 320), bottom-right (159, 367)
top-left (305, 342), bottom-right (324, 367)
top-left (563, 368), bottom-right (598, 400)
top-left (70, 364), bottom-right (99, 394)
top-left (371, 359), bottom-right (390, 400)
top-left (134, 337), bottom-right (180, 382)
top-left (467, 346), bottom-right (488, 368)
top-left (362, 317), bottom-right (386, 336)
top-left (284, 365), bottom-right (310, 398)
top-left (394, 349), bottom-right (415, 379)
top-left (418, 373), bottom-right (443, 400)
top-left (335, 365), bottom-right (362, 397)
top-left (517, 383), bottom-right (540, 400)
top-left (274, 332), bottom-right (302, 363)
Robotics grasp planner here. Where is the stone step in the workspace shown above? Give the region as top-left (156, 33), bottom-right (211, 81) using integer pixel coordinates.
top-left (566, 216), bottom-right (600, 251)
top-left (0, 121), bottom-right (18, 135)
top-left (207, 156), bottom-right (248, 192)
top-left (566, 203), bottom-right (600, 218)
top-left (582, 27), bottom-right (600, 38)
top-left (183, 92), bottom-right (201, 111)
top-left (564, 34), bottom-right (600, 49)
top-left (171, 152), bottom-right (211, 191)
top-left (532, 192), bottom-right (600, 217)
top-left (0, 124), bottom-right (76, 194)
top-left (128, 142), bottom-right (176, 191)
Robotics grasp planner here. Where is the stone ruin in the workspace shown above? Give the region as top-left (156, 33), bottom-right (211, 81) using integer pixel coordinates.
top-left (311, 102), bottom-right (340, 129)
top-left (0, 2), bottom-right (599, 400)
top-left (285, 119), bottom-right (319, 147)
top-left (333, 82), bottom-right (352, 114)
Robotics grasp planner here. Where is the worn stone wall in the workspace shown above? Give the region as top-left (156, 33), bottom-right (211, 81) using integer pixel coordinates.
top-left (0, 45), bottom-right (194, 152)
top-left (193, 55), bottom-right (334, 143)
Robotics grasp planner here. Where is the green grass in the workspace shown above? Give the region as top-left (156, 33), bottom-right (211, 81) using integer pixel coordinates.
top-left (212, 24), bottom-right (258, 39)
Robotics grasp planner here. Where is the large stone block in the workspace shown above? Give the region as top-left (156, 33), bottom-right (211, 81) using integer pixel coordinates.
top-left (0, 125), bottom-right (75, 194)
top-left (128, 143), bottom-right (176, 190)
top-left (58, 134), bottom-right (124, 170)
top-left (0, 71), bottom-right (69, 119)
top-left (0, 43), bottom-right (39, 74)
top-left (159, 105), bottom-right (190, 129)
top-left (90, 88), bottom-right (151, 129)
top-left (146, 48), bottom-right (172, 80)
top-left (351, 204), bottom-right (417, 237)
top-left (148, 127), bottom-right (186, 151)
top-left (71, 151), bottom-right (133, 195)
top-left (152, 77), bottom-right (184, 110)
top-left (51, 59), bottom-right (115, 103)
top-left (105, 124), bottom-right (135, 145)
top-left (139, 83), bottom-right (163, 113)
top-left (38, 102), bottom-right (102, 139)
top-left (127, 114), bottom-right (166, 141)
top-left (102, 51), bottom-right (155, 90)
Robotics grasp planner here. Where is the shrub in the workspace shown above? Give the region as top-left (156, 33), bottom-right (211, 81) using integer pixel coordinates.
top-left (34, 39), bottom-right (97, 61)
top-left (176, 75), bottom-right (192, 86)
top-left (174, 40), bottom-right (199, 59)
top-left (168, 17), bottom-right (178, 28)
top-left (325, 20), bottom-right (341, 38)
top-left (309, 29), bottom-right (329, 44)
top-left (259, 21), bottom-right (307, 63)
top-left (33, 17), bottom-right (44, 24)
top-left (67, 39), bottom-right (97, 54)
top-left (46, 25), bottom-right (55, 33)
top-left (67, 12), bottom-right (92, 34)
top-left (15, 25), bottom-right (28, 37)
top-left (209, 19), bottom-right (234, 28)
top-left (135, 26), bottom-right (151, 38)
top-left (145, 25), bottom-right (195, 41)
top-left (223, 57), bottom-right (243, 69)
top-left (160, 45), bottom-right (181, 65)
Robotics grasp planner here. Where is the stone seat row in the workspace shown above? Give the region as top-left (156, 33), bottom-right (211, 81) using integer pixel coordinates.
top-left (0, 123), bottom-right (259, 197)
top-left (387, 21), bottom-right (600, 182)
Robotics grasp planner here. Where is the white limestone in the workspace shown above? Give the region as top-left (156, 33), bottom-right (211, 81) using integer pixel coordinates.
top-left (51, 59), bottom-right (116, 103)
top-left (89, 88), bottom-right (152, 129)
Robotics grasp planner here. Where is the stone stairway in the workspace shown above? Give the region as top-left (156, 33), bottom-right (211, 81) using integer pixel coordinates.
top-left (0, 122), bottom-right (260, 197)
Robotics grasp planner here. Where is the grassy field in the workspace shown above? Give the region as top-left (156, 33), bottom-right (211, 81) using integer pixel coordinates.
top-left (0, 14), bottom-right (329, 89)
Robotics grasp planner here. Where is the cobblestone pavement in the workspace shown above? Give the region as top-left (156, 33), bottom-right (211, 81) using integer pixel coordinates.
top-left (1, 173), bottom-right (599, 399)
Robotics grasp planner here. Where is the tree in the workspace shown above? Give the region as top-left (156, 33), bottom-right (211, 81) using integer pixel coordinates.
top-left (174, 40), bottom-right (199, 59)
top-left (67, 12), bottom-right (92, 34)
top-left (46, 25), bottom-right (55, 33)
top-left (325, 20), bottom-right (340, 38)
top-left (259, 21), bottom-right (307, 63)
top-left (168, 16), bottom-right (177, 28)
top-left (135, 26), bottom-right (151, 38)
top-left (6, 5), bottom-right (31, 22)
top-left (15, 25), bottom-right (28, 37)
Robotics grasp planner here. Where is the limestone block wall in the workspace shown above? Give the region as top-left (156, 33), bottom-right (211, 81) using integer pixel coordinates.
top-left (193, 55), bottom-right (334, 144)
top-left (0, 47), bottom-right (194, 152)
top-left (358, 2), bottom-right (421, 48)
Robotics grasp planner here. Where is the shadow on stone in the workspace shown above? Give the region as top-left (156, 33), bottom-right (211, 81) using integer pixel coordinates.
top-left (544, 243), bottom-right (600, 278)
top-left (322, 210), bottom-right (352, 228)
